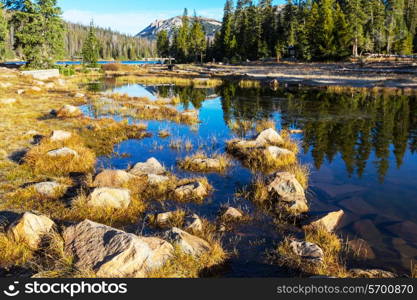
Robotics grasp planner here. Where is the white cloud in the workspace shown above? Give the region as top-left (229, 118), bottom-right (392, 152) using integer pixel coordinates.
top-left (62, 8), bottom-right (223, 36)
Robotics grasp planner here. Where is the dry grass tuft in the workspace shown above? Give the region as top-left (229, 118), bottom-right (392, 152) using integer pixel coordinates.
top-left (276, 226), bottom-right (348, 278)
top-left (24, 136), bottom-right (96, 176)
top-left (0, 233), bottom-right (34, 268)
top-left (178, 152), bottom-right (232, 173)
top-left (255, 119), bottom-right (276, 133)
top-left (147, 210), bottom-right (187, 229)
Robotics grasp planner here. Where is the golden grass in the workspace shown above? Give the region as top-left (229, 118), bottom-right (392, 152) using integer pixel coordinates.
top-left (158, 129), bottom-right (171, 138)
top-left (255, 119), bottom-right (276, 134)
top-left (78, 118), bottom-right (150, 156)
top-left (68, 190), bottom-right (147, 228)
top-left (276, 226), bottom-right (349, 278)
top-left (24, 135), bottom-right (96, 176)
top-left (0, 233), bottom-right (34, 268)
top-left (178, 152), bottom-right (232, 173)
top-left (239, 80), bottom-right (261, 88)
top-left (227, 119), bottom-right (253, 136)
top-left (116, 75), bottom-right (223, 88)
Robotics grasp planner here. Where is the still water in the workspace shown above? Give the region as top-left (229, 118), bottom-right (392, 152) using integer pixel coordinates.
top-left (83, 79), bottom-right (417, 277)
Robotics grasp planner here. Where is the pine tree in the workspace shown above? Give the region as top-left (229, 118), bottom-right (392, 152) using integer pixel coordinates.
top-left (220, 0), bottom-right (236, 59)
top-left (173, 8), bottom-right (191, 63)
top-left (190, 13), bottom-right (206, 63)
top-left (9, 0), bottom-right (65, 68)
top-left (82, 20), bottom-right (100, 67)
top-left (0, 6), bottom-right (7, 60)
top-left (156, 30), bottom-right (170, 58)
top-left (315, 0), bottom-right (337, 60)
top-left (334, 2), bottom-right (350, 59)
top-left (345, 0), bottom-right (367, 57)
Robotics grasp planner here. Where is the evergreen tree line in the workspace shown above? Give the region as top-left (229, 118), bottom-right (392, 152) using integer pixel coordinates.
top-left (156, 9), bottom-right (208, 63)
top-left (0, 0), bottom-right (156, 68)
top-left (211, 0), bottom-right (417, 62)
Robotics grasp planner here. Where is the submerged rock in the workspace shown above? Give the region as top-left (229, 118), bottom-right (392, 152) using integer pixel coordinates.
top-left (289, 240), bottom-right (324, 264)
top-left (349, 268), bottom-right (396, 278)
top-left (268, 172), bottom-right (308, 214)
top-left (129, 158), bottom-right (165, 176)
top-left (348, 239), bottom-right (376, 260)
top-left (34, 181), bottom-right (62, 197)
top-left (88, 187), bottom-right (131, 209)
top-left (174, 181), bottom-right (208, 200)
top-left (303, 210), bottom-right (344, 232)
top-left (47, 147), bottom-right (78, 157)
top-left (93, 170), bottom-right (133, 188)
top-left (255, 128), bottom-right (284, 146)
top-left (165, 227), bottom-right (211, 256)
top-left (63, 220), bottom-right (173, 278)
top-left (49, 130), bottom-right (72, 142)
top-left (7, 212), bottom-right (55, 249)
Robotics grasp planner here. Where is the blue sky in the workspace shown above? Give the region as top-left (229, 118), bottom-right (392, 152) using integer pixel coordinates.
top-left (58, 0), bottom-right (284, 35)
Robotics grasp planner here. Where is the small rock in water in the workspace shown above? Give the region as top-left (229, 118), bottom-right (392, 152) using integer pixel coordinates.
top-left (47, 147), bottom-right (78, 157)
top-left (87, 187), bottom-right (131, 209)
top-left (34, 181), bottom-right (62, 197)
top-left (185, 214), bottom-right (203, 232)
top-left (303, 210), bottom-right (344, 232)
top-left (93, 170), bottom-right (133, 188)
top-left (289, 240), bottom-right (324, 264)
top-left (7, 212), bottom-right (55, 249)
top-left (155, 211), bottom-right (176, 227)
top-left (165, 227), bottom-right (211, 256)
top-left (255, 128), bottom-right (284, 146)
top-left (189, 158), bottom-right (222, 170)
top-left (49, 130), bottom-right (72, 142)
top-left (268, 172), bottom-right (308, 214)
top-left (17, 89), bottom-right (25, 95)
top-left (221, 207), bottom-right (244, 220)
top-left (129, 158), bottom-right (165, 176)
top-left (174, 181), bottom-right (208, 199)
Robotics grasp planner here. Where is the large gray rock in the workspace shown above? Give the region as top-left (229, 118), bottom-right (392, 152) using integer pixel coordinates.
top-left (255, 128), bottom-right (284, 146)
top-left (165, 227), bottom-right (211, 256)
top-left (47, 147), bottom-right (78, 157)
top-left (22, 69), bottom-right (60, 80)
top-left (93, 170), bottom-right (133, 188)
top-left (63, 220), bottom-right (173, 278)
top-left (129, 158), bottom-right (165, 176)
top-left (7, 212), bottom-right (55, 248)
top-left (49, 130), bottom-right (72, 142)
top-left (268, 172), bottom-right (308, 213)
top-left (34, 181), bottom-right (62, 197)
top-left (289, 240), bottom-right (324, 263)
top-left (87, 187), bottom-right (131, 209)
top-left (303, 210), bottom-right (344, 232)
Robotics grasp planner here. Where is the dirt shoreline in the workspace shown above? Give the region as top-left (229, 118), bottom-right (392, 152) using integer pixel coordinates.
top-left (145, 61), bottom-right (417, 89)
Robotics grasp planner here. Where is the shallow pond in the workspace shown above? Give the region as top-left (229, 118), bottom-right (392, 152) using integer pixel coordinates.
top-left (83, 79), bottom-right (417, 277)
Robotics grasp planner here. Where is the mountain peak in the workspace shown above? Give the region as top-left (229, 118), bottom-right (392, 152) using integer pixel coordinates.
top-left (136, 16), bottom-right (221, 40)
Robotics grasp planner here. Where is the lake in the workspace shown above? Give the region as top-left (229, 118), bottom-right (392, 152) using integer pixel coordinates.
top-left (82, 79), bottom-right (417, 277)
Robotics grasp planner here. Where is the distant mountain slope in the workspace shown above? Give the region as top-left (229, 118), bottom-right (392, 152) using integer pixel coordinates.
top-left (136, 16), bottom-right (222, 40)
